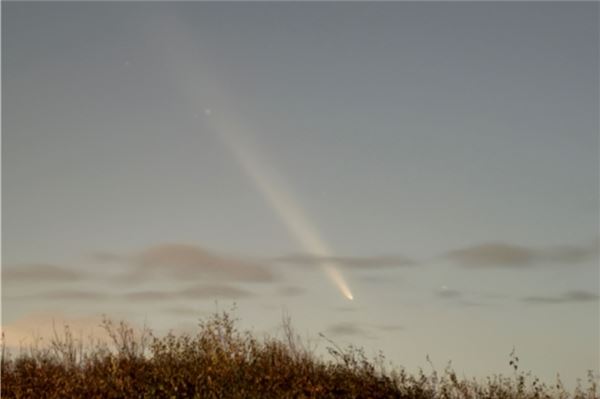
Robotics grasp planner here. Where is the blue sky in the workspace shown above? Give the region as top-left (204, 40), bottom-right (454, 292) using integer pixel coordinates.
top-left (2, 2), bottom-right (598, 387)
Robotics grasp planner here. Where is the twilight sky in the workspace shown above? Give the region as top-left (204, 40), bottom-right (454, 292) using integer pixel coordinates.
top-left (2, 1), bottom-right (598, 387)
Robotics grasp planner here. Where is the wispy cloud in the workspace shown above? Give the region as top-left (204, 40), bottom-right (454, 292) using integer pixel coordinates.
top-left (44, 290), bottom-right (108, 301)
top-left (274, 253), bottom-right (417, 270)
top-left (12, 284), bottom-right (253, 303)
top-left (123, 291), bottom-right (172, 301)
top-left (3, 264), bottom-right (85, 283)
top-left (179, 284), bottom-right (254, 299)
top-left (540, 245), bottom-right (599, 264)
top-left (435, 286), bottom-right (462, 299)
top-left (15, 289), bottom-right (110, 301)
top-left (87, 251), bottom-right (124, 263)
top-left (334, 306), bottom-right (358, 313)
top-left (445, 243), bottom-right (535, 268)
top-left (122, 284), bottom-right (255, 302)
top-left (121, 243), bottom-right (276, 283)
top-left (433, 287), bottom-right (494, 307)
top-left (456, 300), bottom-right (487, 307)
top-left (325, 321), bottom-right (368, 337)
top-left (324, 321), bottom-right (399, 338)
top-left (276, 286), bottom-right (306, 297)
top-left (444, 241), bottom-right (598, 268)
top-left (522, 290), bottom-right (599, 305)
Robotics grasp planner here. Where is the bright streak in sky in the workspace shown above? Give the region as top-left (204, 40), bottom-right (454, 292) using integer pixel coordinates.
top-left (206, 110), bottom-right (354, 301)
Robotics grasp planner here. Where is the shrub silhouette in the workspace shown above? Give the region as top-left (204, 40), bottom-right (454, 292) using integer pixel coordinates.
top-left (1, 311), bottom-right (597, 398)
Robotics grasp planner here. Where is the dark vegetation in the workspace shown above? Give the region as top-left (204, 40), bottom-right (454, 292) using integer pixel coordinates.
top-left (1, 311), bottom-right (597, 398)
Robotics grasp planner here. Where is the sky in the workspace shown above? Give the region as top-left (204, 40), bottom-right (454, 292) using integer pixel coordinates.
top-left (2, 1), bottom-right (599, 388)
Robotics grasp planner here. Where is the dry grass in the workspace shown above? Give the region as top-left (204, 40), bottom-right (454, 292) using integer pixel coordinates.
top-left (1, 311), bottom-right (597, 398)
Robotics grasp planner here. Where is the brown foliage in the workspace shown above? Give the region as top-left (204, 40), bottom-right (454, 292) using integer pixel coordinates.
top-left (1, 313), bottom-right (597, 398)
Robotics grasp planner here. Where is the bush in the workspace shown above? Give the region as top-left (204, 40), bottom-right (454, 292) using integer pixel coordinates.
top-left (1, 312), bottom-right (597, 398)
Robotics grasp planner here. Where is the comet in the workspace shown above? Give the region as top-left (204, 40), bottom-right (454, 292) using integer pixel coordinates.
top-left (205, 110), bottom-right (354, 301)
top-left (146, 17), bottom-right (353, 300)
